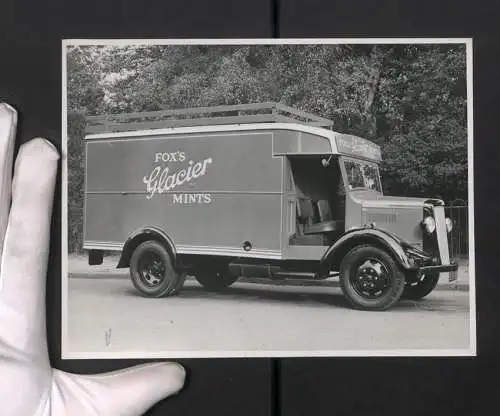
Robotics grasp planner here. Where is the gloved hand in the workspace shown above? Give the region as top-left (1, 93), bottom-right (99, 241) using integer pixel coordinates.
top-left (0, 102), bottom-right (186, 415)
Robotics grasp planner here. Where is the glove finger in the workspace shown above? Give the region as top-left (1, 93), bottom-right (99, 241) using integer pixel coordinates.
top-left (53, 362), bottom-right (186, 416)
top-left (0, 103), bottom-right (17, 269)
top-left (0, 138), bottom-right (59, 359)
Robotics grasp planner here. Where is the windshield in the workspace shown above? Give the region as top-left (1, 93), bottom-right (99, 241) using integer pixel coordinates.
top-left (343, 159), bottom-right (382, 193)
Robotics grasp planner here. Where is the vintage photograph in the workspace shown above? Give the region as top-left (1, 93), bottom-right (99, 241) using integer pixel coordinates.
top-left (62, 39), bottom-right (474, 358)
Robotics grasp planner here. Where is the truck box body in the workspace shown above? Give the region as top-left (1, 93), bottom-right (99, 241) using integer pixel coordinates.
top-left (83, 124), bottom-right (333, 260)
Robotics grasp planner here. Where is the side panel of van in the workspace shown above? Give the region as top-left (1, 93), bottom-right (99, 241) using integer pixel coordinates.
top-left (83, 130), bottom-right (284, 258)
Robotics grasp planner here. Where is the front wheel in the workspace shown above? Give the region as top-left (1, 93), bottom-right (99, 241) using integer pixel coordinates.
top-left (402, 272), bottom-right (440, 300)
top-left (339, 244), bottom-right (406, 311)
top-left (129, 240), bottom-right (181, 298)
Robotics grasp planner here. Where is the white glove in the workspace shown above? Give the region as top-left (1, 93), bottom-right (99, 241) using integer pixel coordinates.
top-left (0, 102), bottom-right (186, 415)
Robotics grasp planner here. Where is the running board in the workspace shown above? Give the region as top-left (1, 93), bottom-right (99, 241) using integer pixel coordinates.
top-left (272, 270), bottom-right (339, 280)
top-left (271, 271), bottom-right (340, 280)
top-left (272, 271), bottom-right (317, 279)
top-left (228, 262), bottom-right (338, 280)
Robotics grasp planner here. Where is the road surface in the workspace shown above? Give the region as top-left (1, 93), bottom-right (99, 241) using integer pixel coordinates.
top-left (65, 267), bottom-right (473, 357)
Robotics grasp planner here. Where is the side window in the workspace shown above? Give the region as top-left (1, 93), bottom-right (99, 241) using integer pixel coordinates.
top-left (344, 160), bottom-right (364, 189)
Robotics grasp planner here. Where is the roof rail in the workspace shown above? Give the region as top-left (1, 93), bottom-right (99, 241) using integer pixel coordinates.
top-left (84, 102), bottom-right (334, 134)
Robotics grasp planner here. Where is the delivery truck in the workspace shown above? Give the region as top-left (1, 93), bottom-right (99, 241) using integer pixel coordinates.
top-left (82, 102), bottom-right (458, 311)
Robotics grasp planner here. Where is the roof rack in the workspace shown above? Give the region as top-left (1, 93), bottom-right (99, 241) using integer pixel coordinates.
top-left (84, 102), bottom-right (334, 134)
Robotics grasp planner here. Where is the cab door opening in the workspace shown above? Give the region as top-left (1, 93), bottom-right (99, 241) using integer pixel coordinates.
top-left (287, 155), bottom-right (346, 247)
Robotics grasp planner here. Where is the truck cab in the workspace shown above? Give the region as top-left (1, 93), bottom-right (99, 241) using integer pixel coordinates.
top-left (274, 130), bottom-right (457, 310)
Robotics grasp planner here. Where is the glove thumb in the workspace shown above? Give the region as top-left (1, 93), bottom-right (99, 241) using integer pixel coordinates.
top-left (52, 362), bottom-right (186, 415)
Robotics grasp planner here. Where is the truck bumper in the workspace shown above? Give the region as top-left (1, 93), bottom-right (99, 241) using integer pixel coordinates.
top-left (418, 262), bottom-right (459, 282)
top-left (419, 263), bottom-right (458, 273)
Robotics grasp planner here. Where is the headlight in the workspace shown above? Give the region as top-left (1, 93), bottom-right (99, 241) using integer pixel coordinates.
top-left (445, 217), bottom-right (453, 233)
top-left (422, 216), bottom-right (436, 234)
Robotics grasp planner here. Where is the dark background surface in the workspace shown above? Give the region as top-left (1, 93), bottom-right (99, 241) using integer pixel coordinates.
top-left (1, 1), bottom-right (499, 415)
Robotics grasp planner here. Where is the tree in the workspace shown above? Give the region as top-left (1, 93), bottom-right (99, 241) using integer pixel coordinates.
top-left (66, 46), bottom-right (106, 115)
top-left (67, 111), bottom-right (87, 253)
top-left (375, 44), bottom-right (467, 201)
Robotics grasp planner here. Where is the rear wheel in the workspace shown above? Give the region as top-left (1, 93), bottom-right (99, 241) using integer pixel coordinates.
top-left (194, 263), bottom-right (238, 291)
top-left (129, 240), bottom-right (181, 297)
top-left (339, 244), bottom-right (406, 311)
top-left (171, 271), bottom-right (187, 296)
top-left (402, 271), bottom-right (440, 300)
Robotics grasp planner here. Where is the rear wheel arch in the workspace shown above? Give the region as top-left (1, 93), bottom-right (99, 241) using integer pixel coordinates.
top-left (117, 227), bottom-right (177, 269)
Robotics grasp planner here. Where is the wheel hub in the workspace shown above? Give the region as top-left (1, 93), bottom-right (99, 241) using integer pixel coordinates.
top-left (353, 259), bottom-right (390, 298)
top-left (140, 254), bottom-right (165, 286)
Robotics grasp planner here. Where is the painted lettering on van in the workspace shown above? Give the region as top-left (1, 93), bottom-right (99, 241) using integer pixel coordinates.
top-left (154, 151), bottom-right (186, 163)
top-left (143, 157), bottom-right (213, 199)
top-left (336, 135), bottom-right (382, 160)
top-left (172, 193), bottom-right (212, 204)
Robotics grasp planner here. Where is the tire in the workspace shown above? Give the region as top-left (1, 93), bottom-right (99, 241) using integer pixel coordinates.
top-left (402, 271), bottom-right (440, 300)
top-left (339, 244), bottom-right (406, 311)
top-left (194, 264), bottom-right (238, 292)
top-left (129, 240), bottom-right (181, 298)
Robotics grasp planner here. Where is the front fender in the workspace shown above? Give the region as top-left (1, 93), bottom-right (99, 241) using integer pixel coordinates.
top-left (117, 226), bottom-right (177, 268)
top-left (317, 226), bottom-right (415, 277)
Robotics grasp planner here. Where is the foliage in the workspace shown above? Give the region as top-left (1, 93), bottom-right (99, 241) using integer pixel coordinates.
top-left (66, 43), bottom-right (468, 252)
top-left (375, 45), bottom-right (467, 199)
top-left (67, 111), bottom-right (87, 253)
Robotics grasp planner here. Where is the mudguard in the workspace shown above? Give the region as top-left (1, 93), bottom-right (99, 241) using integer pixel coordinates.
top-left (317, 225), bottom-right (416, 277)
top-left (117, 226), bottom-right (177, 268)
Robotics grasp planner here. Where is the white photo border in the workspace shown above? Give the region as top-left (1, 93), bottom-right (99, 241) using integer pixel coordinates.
top-left (61, 38), bottom-right (475, 359)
